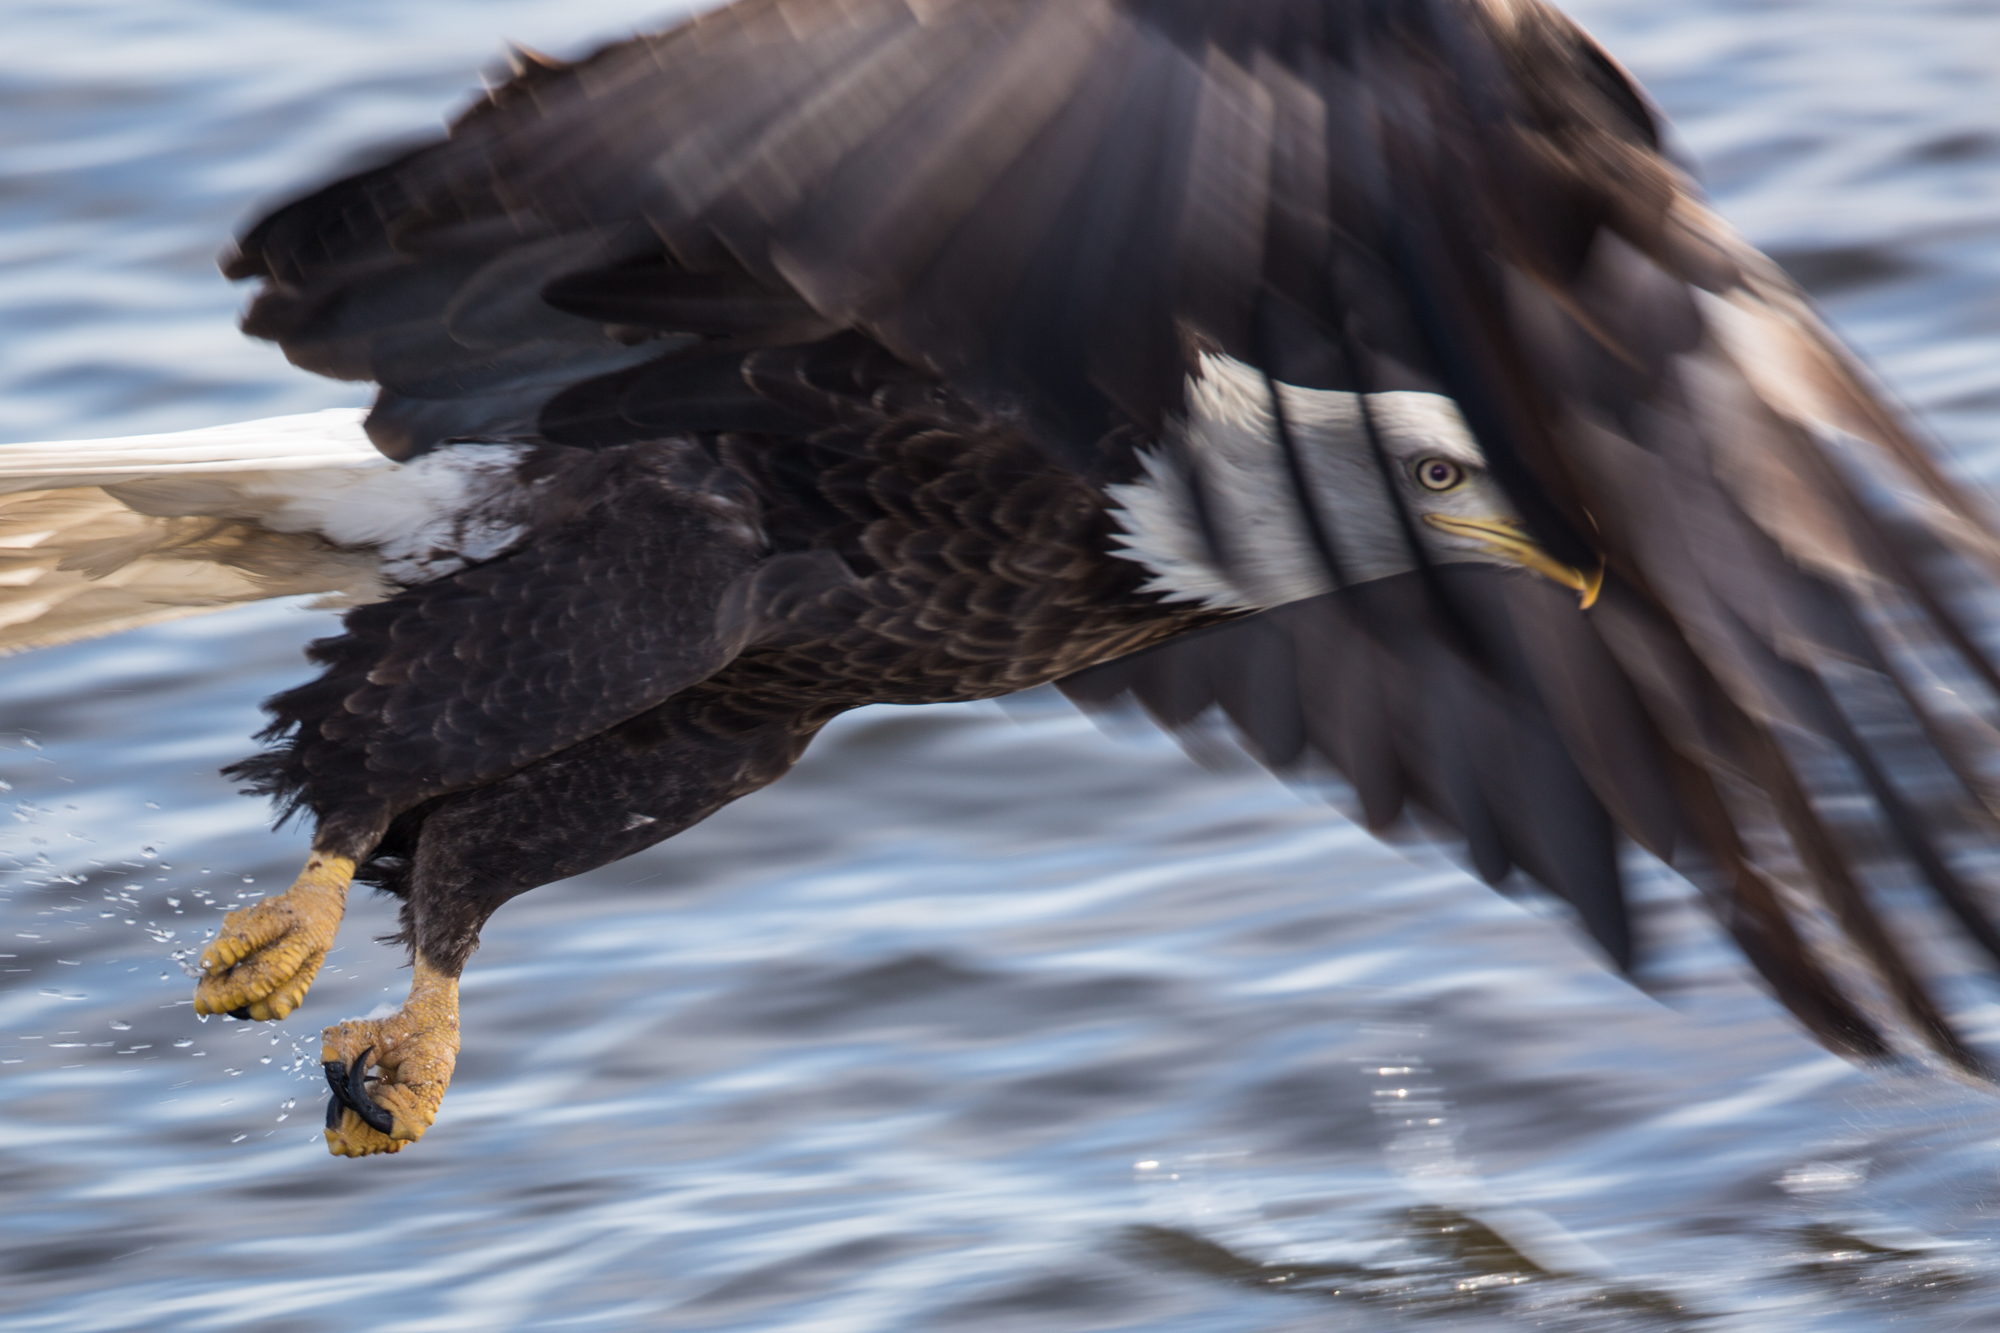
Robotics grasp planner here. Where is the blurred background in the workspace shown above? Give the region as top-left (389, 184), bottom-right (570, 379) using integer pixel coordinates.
top-left (1, 1), bottom-right (1998, 1328)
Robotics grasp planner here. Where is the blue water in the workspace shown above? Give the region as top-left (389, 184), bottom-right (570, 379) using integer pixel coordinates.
top-left (2, 2), bottom-right (1998, 1328)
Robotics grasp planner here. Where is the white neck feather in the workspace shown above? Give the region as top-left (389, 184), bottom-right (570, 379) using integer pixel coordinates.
top-left (1106, 353), bottom-right (1489, 610)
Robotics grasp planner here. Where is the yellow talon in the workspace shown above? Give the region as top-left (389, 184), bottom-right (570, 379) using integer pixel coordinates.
top-left (321, 959), bottom-right (461, 1158)
top-left (192, 852), bottom-right (353, 1018)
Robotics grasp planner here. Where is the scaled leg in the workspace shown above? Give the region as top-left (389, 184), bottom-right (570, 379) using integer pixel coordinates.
top-left (319, 690), bottom-right (821, 1156)
top-left (194, 850), bottom-right (354, 1021)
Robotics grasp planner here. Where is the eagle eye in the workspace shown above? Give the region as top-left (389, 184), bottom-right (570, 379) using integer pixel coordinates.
top-left (1413, 457), bottom-right (1465, 492)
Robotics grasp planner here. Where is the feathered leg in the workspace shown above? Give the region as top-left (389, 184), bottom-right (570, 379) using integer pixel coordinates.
top-left (321, 685), bottom-right (823, 1157)
top-left (196, 439), bottom-right (779, 1040)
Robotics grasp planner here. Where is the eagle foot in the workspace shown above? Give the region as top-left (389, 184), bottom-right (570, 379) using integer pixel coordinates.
top-left (193, 852), bottom-right (353, 1020)
top-left (321, 959), bottom-right (460, 1158)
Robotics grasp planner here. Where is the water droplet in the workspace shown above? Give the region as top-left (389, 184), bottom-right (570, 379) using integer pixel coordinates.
top-left (140, 847), bottom-right (157, 860)
top-left (166, 898), bottom-right (179, 908)
top-left (144, 802), bottom-right (160, 810)
top-left (173, 1039), bottom-right (192, 1048)
top-left (109, 1020), bottom-right (131, 1031)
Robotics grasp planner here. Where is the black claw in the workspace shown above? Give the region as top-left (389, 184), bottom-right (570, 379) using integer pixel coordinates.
top-left (321, 1045), bottom-right (395, 1135)
top-left (228, 1007), bottom-right (252, 1021)
top-left (323, 1058), bottom-right (350, 1130)
top-left (346, 1048), bottom-right (395, 1134)
top-left (323, 1059), bottom-right (349, 1129)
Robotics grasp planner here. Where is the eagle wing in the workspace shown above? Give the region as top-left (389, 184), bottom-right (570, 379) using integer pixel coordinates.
top-left (217, 0), bottom-right (2000, 1069)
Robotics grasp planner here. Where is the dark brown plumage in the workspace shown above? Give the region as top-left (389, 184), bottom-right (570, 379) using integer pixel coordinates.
top-left (56, 0), bottom-right (1993, 1152)
top-left (236, 377), bottom-right (1220, 978)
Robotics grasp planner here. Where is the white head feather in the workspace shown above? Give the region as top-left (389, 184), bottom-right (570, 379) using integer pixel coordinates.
top-left (1107, 351), bottom-right (1538, 609)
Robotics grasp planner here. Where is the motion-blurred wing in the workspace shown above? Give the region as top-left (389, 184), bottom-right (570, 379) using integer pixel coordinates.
top-left (223, 0), bottom-right (2000, 1069)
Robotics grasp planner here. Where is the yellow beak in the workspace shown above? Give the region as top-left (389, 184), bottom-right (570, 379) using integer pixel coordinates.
top-left (1421, 514), bottom-right (1604, 609)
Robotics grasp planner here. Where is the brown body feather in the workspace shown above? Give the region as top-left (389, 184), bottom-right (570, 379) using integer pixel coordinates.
top-left (206, 0), bottom-right (2000, 1074)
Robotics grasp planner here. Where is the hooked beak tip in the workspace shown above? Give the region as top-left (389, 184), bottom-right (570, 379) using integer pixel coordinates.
top-left (1577, 564), bottom-right (1604, 610)
top-left (1422, 513), bottom-right (1604, 609)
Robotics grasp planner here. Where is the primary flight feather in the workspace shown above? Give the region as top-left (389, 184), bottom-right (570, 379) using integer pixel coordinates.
top-left (5, 0), bottom-right (2000, 1155)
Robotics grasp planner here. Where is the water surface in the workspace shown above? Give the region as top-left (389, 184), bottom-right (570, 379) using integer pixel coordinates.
top-left (3, 2), bottom-right (1999, 1328)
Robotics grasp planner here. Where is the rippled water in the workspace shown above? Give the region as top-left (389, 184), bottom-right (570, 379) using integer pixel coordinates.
top-left (2, 2), bottom-right (1999, 1328)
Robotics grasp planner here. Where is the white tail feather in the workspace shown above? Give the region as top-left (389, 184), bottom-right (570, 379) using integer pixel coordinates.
top-left (0, 409), bottom-right (382, 492)
top-left (0, 412), bottom-right (532, 655)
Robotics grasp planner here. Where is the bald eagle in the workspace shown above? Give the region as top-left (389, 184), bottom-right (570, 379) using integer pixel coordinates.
top-left (6, 0), bottom-right (2000, 1158)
